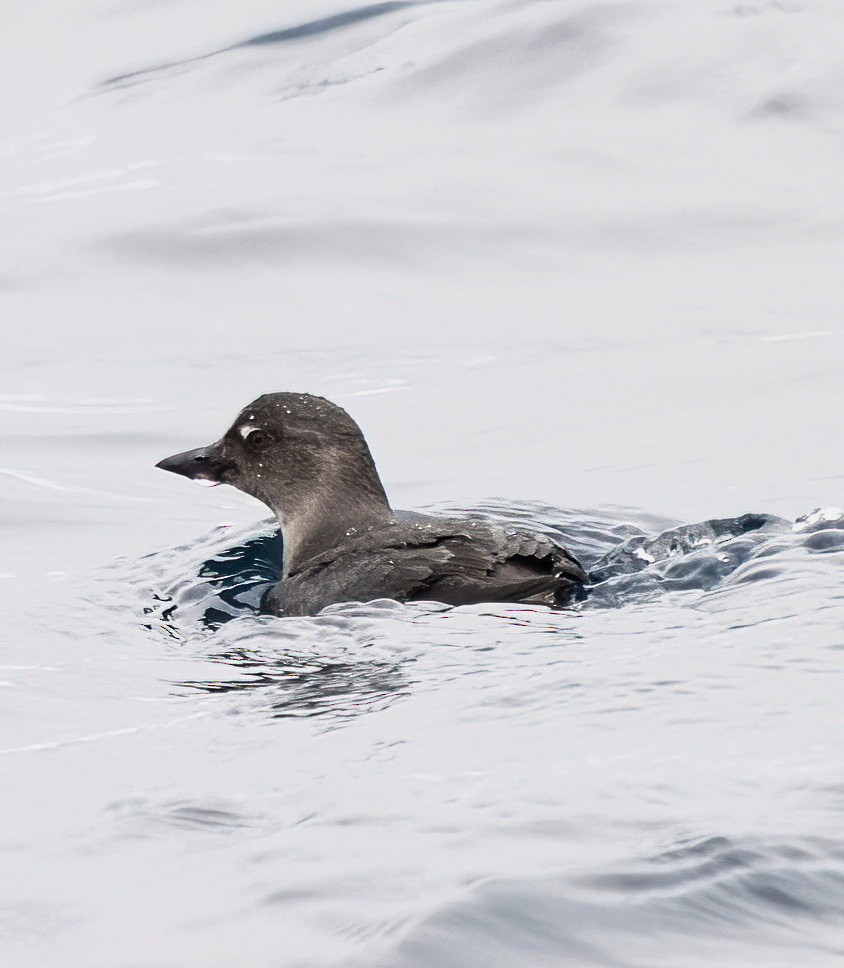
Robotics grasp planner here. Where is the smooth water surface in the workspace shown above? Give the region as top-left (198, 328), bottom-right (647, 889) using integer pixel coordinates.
top-left (1, 2), bottom-right (843, 966)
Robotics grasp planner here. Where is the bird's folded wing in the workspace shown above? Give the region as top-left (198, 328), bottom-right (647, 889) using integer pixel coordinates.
top-left (280, 529), bottom-right (586, 614)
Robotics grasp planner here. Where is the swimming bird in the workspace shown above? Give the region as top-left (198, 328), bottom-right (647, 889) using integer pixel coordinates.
top-left (156, 393), bottom-right (588, 616)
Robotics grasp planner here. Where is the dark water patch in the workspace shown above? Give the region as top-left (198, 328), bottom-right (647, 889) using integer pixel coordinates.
top-left (100, 54), bottom-right (216, 91)
top-left (236, 2), bottom-right (416, 49)
top-left (99, 1), bottom-right (423, 91)
top-left (125, 521), bottom-right (282, 637)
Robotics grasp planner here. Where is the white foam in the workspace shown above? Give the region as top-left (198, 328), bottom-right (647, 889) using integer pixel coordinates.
top-left (792, 507), bottom-right (843, 532)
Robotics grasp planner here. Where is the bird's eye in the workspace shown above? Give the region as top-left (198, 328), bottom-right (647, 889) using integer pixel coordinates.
top-left (244, 428), bottom-right (272, 452)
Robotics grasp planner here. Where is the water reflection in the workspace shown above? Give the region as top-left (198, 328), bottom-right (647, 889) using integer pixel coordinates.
top-left (182, 643), bottom-right (409, 720)
top-left (138, 525), bottom-right (282, 637)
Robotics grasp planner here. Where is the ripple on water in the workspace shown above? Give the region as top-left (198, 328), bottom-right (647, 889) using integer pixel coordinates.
top-left (101, 501), bottom-right (844, 729)
top-left (106, 795), bottom-right (267, 837)
top-left (384, 835), bottom-right (844, 968)
top-left (66, 501), bottom-right (844, 968)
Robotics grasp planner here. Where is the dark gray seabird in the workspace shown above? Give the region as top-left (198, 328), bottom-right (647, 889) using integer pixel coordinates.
top-left (156, 393), bottom-right (588, 616)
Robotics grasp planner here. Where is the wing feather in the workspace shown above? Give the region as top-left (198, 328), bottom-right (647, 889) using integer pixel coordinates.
top-left (269, 517), bottom-right (588, 615)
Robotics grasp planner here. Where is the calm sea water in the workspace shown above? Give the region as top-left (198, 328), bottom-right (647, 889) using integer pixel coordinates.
top-left (2, 2), bottom-right (843, 966)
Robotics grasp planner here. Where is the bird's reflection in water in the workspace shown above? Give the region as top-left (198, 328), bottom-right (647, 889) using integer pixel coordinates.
top-left (140, 525), bottom-right (411, 720)
top-left (194, 529), bottom-right (283, 630)
top-left (141, 528), bottom-right (282, 636)
top-left (182, 645), bottom-right (409, 720)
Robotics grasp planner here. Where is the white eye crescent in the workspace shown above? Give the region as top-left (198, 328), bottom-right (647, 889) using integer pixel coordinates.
top-left (240, 426), bottom-right (272, 452)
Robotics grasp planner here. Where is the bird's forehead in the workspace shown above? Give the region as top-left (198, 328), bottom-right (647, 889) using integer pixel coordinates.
top-left (230, 394), bottom-right (337, 436)
top-left (231, 400), bottom-right (292, 434)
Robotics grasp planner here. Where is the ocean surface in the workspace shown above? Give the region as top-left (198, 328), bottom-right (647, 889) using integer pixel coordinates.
top-left (1, 2), bottom-right (843, 966)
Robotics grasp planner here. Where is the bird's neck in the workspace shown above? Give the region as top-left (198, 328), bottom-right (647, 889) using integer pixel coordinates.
top-left (273, 480), bottom-right (393, 578)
